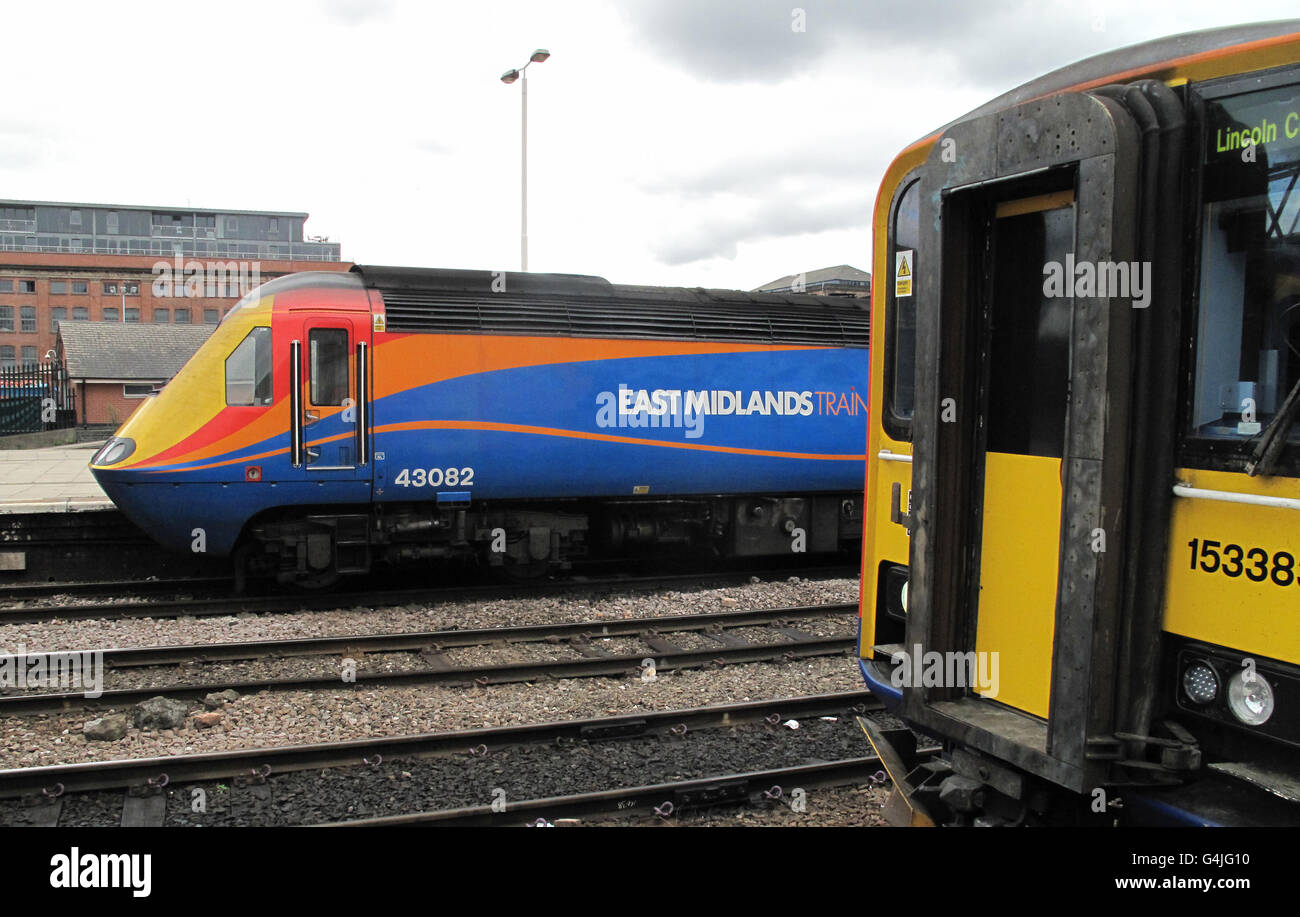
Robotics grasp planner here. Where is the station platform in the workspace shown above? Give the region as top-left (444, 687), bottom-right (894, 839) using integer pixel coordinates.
top-left (0, 442), bottom-right (115, 514)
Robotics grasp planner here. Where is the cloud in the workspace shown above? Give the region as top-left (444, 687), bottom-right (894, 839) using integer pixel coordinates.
top-left (617, 0), bottom-right (1185, 95)
top-left (651, 189), bottom-right (871, 265)
top-left (318, 0), bottom-right (396, 25)
top-left (638, 134), bottom-right (895, 199)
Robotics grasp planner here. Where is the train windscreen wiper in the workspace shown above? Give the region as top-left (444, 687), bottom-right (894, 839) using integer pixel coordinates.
top-left (1246, 376), bottom-right (1300, 477)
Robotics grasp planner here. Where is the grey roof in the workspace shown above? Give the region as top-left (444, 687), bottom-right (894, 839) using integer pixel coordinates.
top-left (754, 264), bottom-right (871, 292)
top-left (57, 321), bottom-right (215, 380)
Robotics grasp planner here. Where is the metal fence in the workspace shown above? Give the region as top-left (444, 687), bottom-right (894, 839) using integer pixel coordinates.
top-left (0, 362), bottom-right (76, 435)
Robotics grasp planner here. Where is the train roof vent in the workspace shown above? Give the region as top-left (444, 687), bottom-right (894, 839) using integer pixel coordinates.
top-left (355, 266), bottom-right (868, 347)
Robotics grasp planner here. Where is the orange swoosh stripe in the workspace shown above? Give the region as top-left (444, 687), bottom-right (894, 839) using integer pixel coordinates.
top-left (143, 421), bottom-right (865, 473)
top-left (374, 420), bottom-right (865, 461)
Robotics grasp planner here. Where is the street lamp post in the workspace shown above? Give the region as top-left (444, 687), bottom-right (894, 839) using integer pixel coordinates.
top-left (500, 49), bottom-right (550, 272)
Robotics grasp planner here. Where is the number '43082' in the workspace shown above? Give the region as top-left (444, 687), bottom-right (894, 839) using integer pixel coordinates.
top-left (394, 467), bottom-right (474, 488)
top-left (1188, 538), bottom-right (1295, 587)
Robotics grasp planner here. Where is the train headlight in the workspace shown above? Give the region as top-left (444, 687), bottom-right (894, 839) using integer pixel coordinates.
top-left (93, 437), bottom-right (135, 467)
top-left (1227, 670), bottom-right (1275, 726)
top-left (1181, 662), bottom-right (1219, 705)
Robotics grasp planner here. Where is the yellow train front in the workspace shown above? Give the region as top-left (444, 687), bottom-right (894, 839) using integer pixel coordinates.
top-left (857, 21), bottom-right (1300, 826)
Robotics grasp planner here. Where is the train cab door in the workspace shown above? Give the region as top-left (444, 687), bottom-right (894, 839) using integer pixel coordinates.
top-left (971, 191), bottom-right (1075, 719)
top-left (900, 87), bottom-right (1162, 796)
top-left (287, 314), bottom-right (372, 486)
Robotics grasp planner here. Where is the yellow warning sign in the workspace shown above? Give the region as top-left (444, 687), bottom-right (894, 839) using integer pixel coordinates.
top-left (895, 250), bottom-right (913, 297)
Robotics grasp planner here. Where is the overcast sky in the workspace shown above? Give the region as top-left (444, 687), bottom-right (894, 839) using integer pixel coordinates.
top-left (3, 1), bottom-right (1298, 289)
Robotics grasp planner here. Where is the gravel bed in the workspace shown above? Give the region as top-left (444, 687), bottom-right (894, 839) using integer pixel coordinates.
top-left (0, 615), bottom-right (855, 699)
top-left (0, 704), bottom-right (879, 826)
top-left (439, 642), bottom-right (581, 667)
top-left (660, 782), bottom-right (892, 826)
top-left (0, 576), bottom-right (857, 654)
top-left (0, 654), bottom-right (862, 769)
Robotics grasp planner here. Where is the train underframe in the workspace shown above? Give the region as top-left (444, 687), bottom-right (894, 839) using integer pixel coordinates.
top-left (234, 492), bottom-right (864, 589)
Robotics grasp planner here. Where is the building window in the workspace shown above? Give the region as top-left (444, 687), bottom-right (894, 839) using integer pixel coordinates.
top-left (50, 281), bottom-right (67, 295)
top-left (0, 306), bottom-right (12, 332)
top-left (107, 212), bottom-right (120, 234)
top-left (226, 217), bottom-right (238, 233)
top-left (69, 210), bottom-right (82, 227)
top-left (18, 280), bottom-right (34, 294)
top-left (73, 307), bottom-right (88, 321)
top-left (204, 308), bottom-right (218, 323)
top-left (21, 346), bottom-right (36, 366)
top-left (125, 282), bottom-right (139, 296)
top-left (103, 307), bottom-right (119, 322)
top-left (0, 346), bottom-right (13, 368)
top-left (174, 308), bottom-right (191, 324)
top-left (0, 280), bottom-right (10, 292)
top-left (104, 282), bottom-right (118, 295)
top-left (50, 307), bottom-right (66, 333)
top-left (153, 309), bottom-right (169, 323)
top-left (20, 306), bottom-right (35, 333)
top-left (269, 218), bottom-right (279, 234)
top-left (125, 307), bottom-right (140, 323)
top-left (73, 281), bottom-right (87, 295)
top-left (123, 383), bottom-right (156, 398)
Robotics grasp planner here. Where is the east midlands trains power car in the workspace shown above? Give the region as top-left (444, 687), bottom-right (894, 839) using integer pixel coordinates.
top-left (90, 266), bottom-right (869, 588)
top-left (856, 21), bottom-right (1300, 826)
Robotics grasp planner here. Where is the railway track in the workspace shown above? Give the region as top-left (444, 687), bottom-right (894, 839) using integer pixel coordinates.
top-left (0, 566), bottom-right (856, 624)
top-left (321, 754), bottom-right (928, 827)
top-left (0, 691), bottom-right (883, 824)
top-left (0, 602), bottom-right (858, 714)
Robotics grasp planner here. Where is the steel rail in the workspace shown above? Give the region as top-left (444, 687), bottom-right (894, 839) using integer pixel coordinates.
top-left (0, 566), bottom-right (856, 624)
top-left (0, 690), bottom-right (879, 799)
top-left (0, 634), bottom-right (856, 715)
top-left (8, 601), bottom-right (855, 669)
top-left (319, 752), bottom-right (938, 827)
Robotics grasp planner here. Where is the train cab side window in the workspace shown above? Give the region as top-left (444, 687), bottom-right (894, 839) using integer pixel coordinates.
top-left (1191, 81), bottom-right (1300, 456)
top-left (225, 326), bottom-right (273, 406)
top-left (309, 328), bottom-right (349, 406)
top-left (885, 178), bottom-right (920, 439)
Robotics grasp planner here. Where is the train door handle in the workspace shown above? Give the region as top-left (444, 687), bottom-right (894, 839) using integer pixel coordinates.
top-left (891, 482), bottom-right (913, 532)
top-left (305, 447), bottom-right (320, 464)
top-left (304, 410), bottom-right (320, 425)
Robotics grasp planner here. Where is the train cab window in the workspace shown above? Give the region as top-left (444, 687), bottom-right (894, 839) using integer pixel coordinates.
top-left (885, 178), bottom-right (920, 439)
top-left (1191, 81), bottom-right (1300, 454)
top-left (225, 326), bottom-right (273, 406)
top-left (308, 328), bottom-right (349, 406)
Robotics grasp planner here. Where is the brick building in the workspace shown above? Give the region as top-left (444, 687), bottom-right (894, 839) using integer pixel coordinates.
top-left (57, 322), bottom-right (217, 426)
top-left (0, 199), bottom-right (349, 371)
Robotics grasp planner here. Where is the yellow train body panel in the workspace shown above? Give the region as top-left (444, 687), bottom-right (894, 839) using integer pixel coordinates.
top-left (1164, 468), bottom-right (1300, 666)
top-left (974, 452), bottom-right (1063, 718)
